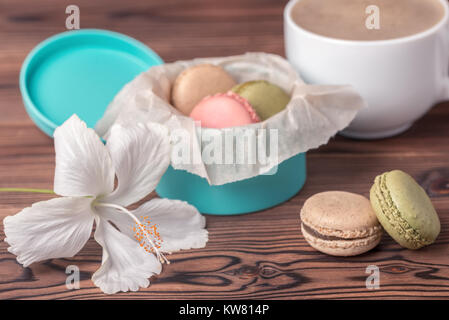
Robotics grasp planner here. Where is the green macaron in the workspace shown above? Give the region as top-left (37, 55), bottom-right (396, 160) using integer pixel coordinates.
top-left (231, 80), bottom-right (290, 120)
top-left (370, 170), bottom-right (440, 249)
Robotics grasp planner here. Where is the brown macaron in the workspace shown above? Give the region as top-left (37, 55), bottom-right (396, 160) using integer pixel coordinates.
top-left (171, 64), bottom-right (237, 115)
top-left (300, 191), bottom-right (383, 256)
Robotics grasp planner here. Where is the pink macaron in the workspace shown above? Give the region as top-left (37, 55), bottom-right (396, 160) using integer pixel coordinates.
top-left (189, 92), bottom-right (260, 128)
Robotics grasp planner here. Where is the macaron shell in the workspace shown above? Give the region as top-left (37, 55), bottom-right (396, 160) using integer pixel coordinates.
top-left (172, 64), bottom-right (237, 115)
top-left (301, 223), bottom-right (382, 257)
top-left (370, 180), bottom-right (412, 249)
top-left (189, 93), bottom-right (258, 128)
top-left (386, 170), bottom-right (440, 240)
top-left (300, 191), bottom-right (381, 239)
top-left (231, 80), bottom-right (290, 120)
top-left (370, 170), bottom-right (440, 249)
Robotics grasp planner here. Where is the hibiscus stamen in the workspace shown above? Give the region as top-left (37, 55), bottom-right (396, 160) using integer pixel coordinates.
top-left (133, 216), bottom-right (163, 255)
top-left (95, 202), bottom-right (170, 264)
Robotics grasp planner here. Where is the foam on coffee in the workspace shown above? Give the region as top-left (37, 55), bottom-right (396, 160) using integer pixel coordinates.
top-left (291, 0), bottom-right (445, 41)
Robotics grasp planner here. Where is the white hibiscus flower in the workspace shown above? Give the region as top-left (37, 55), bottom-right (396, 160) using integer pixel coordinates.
top-left (3, 115), bottom-right (208, 294)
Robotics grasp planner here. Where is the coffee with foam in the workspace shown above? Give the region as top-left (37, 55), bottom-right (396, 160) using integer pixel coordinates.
top-left (291, 0), bottom-right (445, 41)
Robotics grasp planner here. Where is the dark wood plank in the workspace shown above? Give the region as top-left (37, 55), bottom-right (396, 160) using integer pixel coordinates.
top-left (1, 0), bottom-right (449, 299)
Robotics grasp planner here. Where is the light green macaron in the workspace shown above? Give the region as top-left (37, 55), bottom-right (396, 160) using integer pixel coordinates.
top-left (231, 80), bottom-right (290, 120)
top-left (370, 170), bottom-right (440, 249)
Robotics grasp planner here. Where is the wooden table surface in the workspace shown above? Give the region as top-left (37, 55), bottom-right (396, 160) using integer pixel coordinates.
top-left (1, 0), bottom-right (449, 300)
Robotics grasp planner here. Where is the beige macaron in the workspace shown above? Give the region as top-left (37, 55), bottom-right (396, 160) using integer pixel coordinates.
top-left (300, 191), bottom-right (383, 256)
top-left (171, 64), bottom-right (237, 115)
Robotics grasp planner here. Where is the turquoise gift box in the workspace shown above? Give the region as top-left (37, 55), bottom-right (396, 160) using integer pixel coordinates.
top-left (20, 29), bottom-right (307, 215)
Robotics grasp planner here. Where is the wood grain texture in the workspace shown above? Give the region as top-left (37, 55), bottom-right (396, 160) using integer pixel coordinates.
top-left (1, 0), bottom-right (449, 300)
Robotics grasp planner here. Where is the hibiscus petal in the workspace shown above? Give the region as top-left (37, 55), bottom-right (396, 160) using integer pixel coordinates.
top-left (54, 115), bottom-right (115, 197)
top-left (99, 198), bottom-right (208, 253)
top-left (3, 197), bottom-right (94, 267)
top-left (92, 216), bottom-right (162, 294)
top-left (102, 122), bottom-right (171, 207)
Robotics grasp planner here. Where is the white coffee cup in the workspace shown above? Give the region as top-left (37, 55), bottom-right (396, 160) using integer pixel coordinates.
top-left (284, 0), bottom-right (449, 139)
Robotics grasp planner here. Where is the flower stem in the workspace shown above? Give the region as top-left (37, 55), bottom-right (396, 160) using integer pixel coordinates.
top-left (0, 188), bottom-right (55, 194)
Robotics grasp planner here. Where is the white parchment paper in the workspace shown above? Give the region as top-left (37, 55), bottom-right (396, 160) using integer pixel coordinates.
top-left (95, 52), bottom-right (365, 185)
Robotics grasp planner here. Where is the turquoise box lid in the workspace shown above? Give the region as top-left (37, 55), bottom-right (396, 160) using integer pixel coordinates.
top-left (20, 29), bottom-right (163, 136)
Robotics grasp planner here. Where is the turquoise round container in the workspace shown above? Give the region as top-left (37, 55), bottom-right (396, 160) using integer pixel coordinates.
top-left (20, 29), bottom-right (163, 136)
top-left (19, 29), bottom-right (307, 215)
top-left (156, 153), bottom-right (306, 215)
